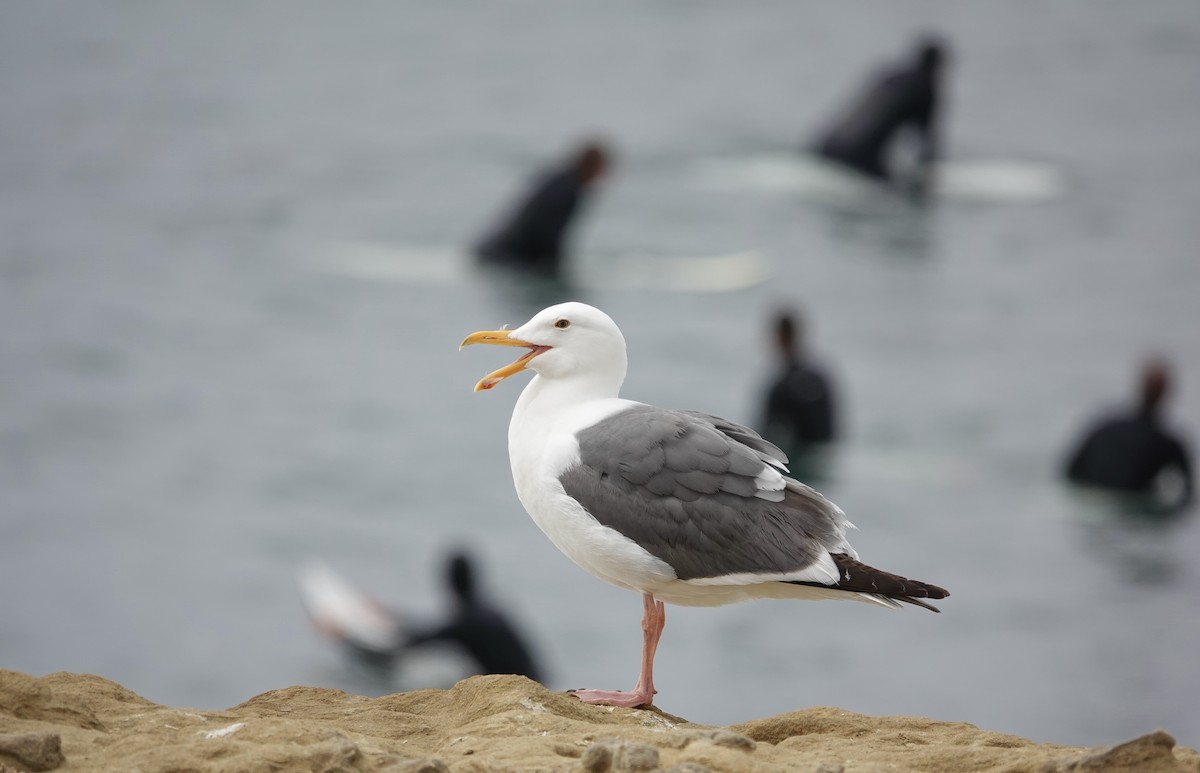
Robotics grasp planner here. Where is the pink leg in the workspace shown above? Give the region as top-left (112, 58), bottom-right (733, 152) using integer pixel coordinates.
top-left (571, 593), bottom-right (666, 708)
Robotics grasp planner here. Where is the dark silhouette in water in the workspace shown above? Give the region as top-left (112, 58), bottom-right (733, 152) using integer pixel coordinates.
top-left (759, 308), bottom-right (838, 458)
top-left (1064, 358), bottom-right (1193, 513)
top-left (811, 35), bottom-right (949, 196)
top-left (402, 551), bottom-right (543, 682)
top-left (474, 140), bottom-right (612, 275)
top-left (329, 551), bottom-right (544, 683)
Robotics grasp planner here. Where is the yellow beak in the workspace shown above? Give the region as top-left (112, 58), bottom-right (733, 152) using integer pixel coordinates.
top-left (460, 329), bottom-right (550, 392)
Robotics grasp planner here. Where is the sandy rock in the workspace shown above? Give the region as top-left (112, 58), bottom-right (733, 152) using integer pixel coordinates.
top-left (380, 759), bottom-right (448, 773)
top-left (1042, 730), bottom-right (1185, 772)
top-left (583, 739), bottom-right (660, 772)
top-left (0, 732), bottom-right (64, 771)
top-left (0, 671), bottom-right (103, 732)
top-left (580, 742), bottom-right (614, 773)
top-left (0, 669), bottom-right (1196, 773)
top-left (662, 764), bottom-right (712, 773)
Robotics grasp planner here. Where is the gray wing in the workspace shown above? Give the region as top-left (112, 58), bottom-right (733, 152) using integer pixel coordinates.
top-left (677, 409), bottom-right (790, 470)
top-left (559, 404), bottom-right (847, 581)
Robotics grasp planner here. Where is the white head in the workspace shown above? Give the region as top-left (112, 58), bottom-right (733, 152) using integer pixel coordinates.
top-left (461, 302), bottom-right (628, 396)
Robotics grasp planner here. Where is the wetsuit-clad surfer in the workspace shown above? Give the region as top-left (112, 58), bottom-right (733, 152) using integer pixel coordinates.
top-left (402, 551), bottom-right (543, 682)
top-left (811, 36), bottom-right (948, 194)
top-left (1064, 359), bottom-right (1194, 513)
top-left (474, 141), bottom-right (611, 275)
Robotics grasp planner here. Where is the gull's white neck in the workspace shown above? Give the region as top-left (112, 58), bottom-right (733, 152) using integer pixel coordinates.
top-left (516, 369), bottom-right (620, 418)
top-left (508, 371), bottom-right (627, 494)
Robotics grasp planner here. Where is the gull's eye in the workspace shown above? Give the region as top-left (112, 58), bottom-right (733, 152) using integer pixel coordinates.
top-left (554, 318), bottom-right (571, 329)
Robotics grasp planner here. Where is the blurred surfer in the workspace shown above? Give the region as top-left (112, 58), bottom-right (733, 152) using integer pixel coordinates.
top-left (304, 550), bottom-right (543, 683)
top-left (1063, 357), bottom-right (1194, 514)
top-left (474, 139), bottom-right (612, 275)
top-left (758, 308), bottom-right (838, 471)
top-left (402, 550), bottom-right (543, 682)
top-left (810, 35), bottom-right (949, 197)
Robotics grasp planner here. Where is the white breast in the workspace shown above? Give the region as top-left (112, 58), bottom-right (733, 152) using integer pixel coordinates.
top-left (507, 388), bottom-right (676, 593)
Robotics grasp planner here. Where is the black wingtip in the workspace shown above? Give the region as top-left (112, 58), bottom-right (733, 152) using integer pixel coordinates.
top-left (791, 554), bottom-right (950, 613)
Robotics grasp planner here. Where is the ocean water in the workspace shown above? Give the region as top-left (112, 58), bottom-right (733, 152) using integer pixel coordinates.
top-left (2, 1), bottom-right (1199, 749)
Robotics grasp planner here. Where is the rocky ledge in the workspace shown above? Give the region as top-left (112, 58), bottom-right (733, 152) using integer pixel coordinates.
top-left (1, 669), bottom-right (1196, 772)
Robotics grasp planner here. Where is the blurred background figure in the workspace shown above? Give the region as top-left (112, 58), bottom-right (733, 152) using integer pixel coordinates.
top-left (758, 307), bottom-right (838, 468)
top-left (402, 550), bottom-right (543, 682)
top-left (302, 550), bottom-right (543, 684)
top-left (474, 139), bottom-right (613, 275)
top-left (1063, 358), bottom-right (1194, 514)
top-left (810, 34), bottom-right (949, 198)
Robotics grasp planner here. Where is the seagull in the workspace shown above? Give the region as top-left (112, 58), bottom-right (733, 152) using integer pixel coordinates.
top-left (461, 302), bottom-right (948, 708)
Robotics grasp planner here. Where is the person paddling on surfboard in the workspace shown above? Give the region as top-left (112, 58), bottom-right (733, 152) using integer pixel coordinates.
top-left (301, 551), bottom-right (544, 683)
top-left (474, 140), bottom-right (612, 275)
top-left (810, 35), bottom-right (949, 198)
top-left (401, 550), bottom-right (544, 682)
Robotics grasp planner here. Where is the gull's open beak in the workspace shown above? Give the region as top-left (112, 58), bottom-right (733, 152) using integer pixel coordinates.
top-left (459, 329), bottom-right (550, 392)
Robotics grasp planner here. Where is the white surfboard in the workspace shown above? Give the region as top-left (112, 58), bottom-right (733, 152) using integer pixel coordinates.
top-left (574, 250), bottom-right (767, 292)
top-left (306, 242), bottom-right (768, 293)
top-left (937, 160), bottom-right (1064, 203)
top-left (691, 152), bottom-right (1064, 204)
top-left (296, 561), bottom-right (402, 653)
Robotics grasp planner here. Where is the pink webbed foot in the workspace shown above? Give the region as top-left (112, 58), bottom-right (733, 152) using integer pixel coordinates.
top-left (568, 687), bottom-right (656, 709)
